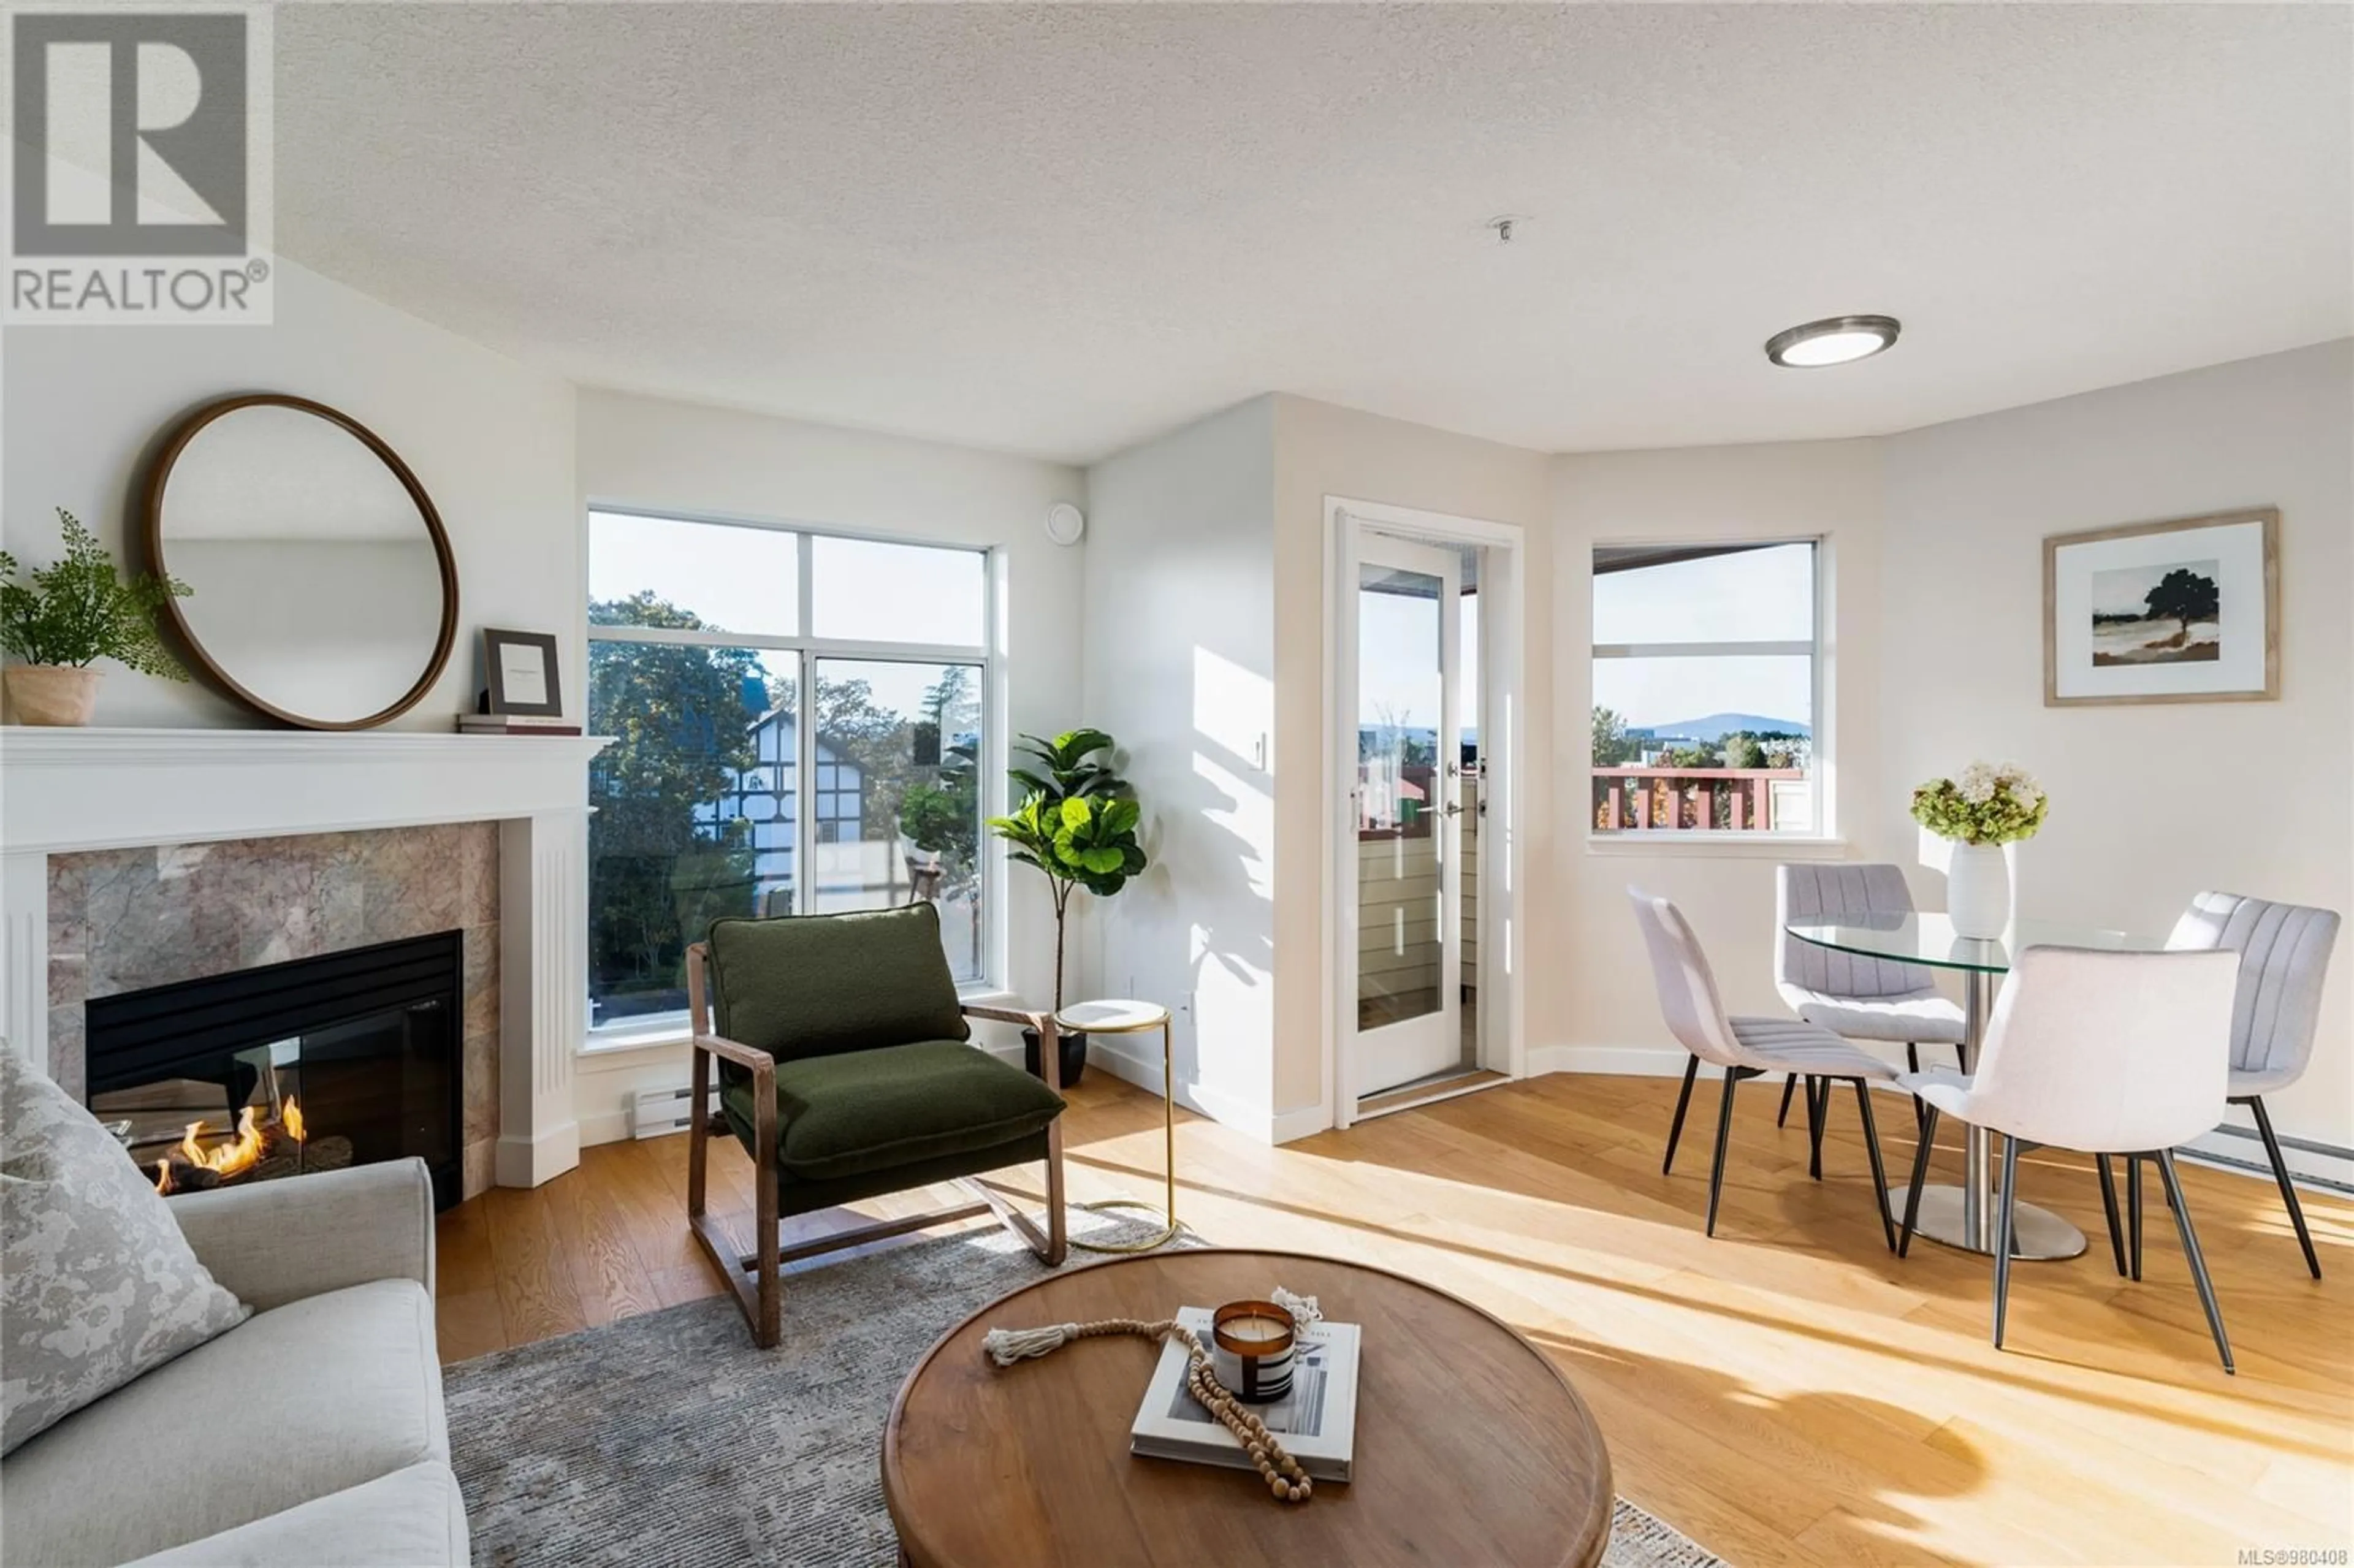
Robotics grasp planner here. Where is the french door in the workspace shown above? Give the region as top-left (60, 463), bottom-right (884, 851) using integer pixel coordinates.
top-left (1345, 533), bottom-right (1465, 1098)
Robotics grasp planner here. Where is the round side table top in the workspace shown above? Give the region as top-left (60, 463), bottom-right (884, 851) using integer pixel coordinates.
top-left (883, 1249), bottom-right (1613, 1568)
top-left (1054, 997), bottom-right (1170, 1033)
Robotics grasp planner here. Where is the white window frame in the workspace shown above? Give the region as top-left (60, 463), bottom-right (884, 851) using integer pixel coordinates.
top-left (1586, 535), bottom-right (1835, 851)
top-left (582, 504), bottom-right (1004, 1051)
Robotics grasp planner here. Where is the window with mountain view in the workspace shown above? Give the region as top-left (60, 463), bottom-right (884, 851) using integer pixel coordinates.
top-left (1590, 540), bottom-right (1820, 835)
top-left (585, 510), bottom-right (990, 1038)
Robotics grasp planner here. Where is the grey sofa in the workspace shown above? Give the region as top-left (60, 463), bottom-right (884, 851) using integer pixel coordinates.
top-left (1, 1159), bottom-right (468, 1567)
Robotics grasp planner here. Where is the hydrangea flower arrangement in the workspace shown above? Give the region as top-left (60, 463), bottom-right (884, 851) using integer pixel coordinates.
top-left (1910, 761), bottom-right (2047, 846)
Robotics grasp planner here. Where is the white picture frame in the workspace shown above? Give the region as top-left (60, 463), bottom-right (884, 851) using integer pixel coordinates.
top-left (2044, 508), bottom-right (2279, 706)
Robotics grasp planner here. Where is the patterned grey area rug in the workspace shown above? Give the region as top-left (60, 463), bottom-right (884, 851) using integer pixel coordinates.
top-left (446, 1222), bottom-right (1725, 1568)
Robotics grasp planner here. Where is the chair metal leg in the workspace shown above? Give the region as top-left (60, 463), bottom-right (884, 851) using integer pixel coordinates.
top-left (2245, 1096), bottom-right (2322, 1279)
top-left (1804, 1075), bottom-right (1827, 1181)
top-left (1777, 1072), bottom-right (1798, 1128)
top-left (2154, 1150), bottom-right (2235, 1374)
top-left (1663, 1054), bottom-right (1701, 1176)
top-left (1990, 1136), bottom-right (2022, 1349)
top-left (1899, 1103), bottom-right (1939, 1258)
top-left (1905, 1042), bottom-right (1921, 1075)
top-left (2096, 1154), bottom-right (2128, 1277)
top-left (2127, 1155), bottom-right (2144, 1282)
top-left (1705, 1067), bottom-right (1740, 1238)
top-left (1851, 1078), bottom-right (1897, 1253)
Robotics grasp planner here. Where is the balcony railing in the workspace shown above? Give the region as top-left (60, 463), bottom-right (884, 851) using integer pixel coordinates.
top-left (1593, 766), bottom-right (1807, 832)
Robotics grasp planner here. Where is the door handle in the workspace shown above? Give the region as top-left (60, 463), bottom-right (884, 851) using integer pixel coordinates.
top-left (1441, 802), bottom-right (1463, 818)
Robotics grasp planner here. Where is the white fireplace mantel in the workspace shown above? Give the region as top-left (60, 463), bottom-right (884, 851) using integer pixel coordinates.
top-left (0, 726), bottom-right (612, 1189)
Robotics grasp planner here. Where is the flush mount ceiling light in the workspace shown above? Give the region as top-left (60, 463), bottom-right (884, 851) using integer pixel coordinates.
top-left (1764, 314), bottom-right (1902, 368)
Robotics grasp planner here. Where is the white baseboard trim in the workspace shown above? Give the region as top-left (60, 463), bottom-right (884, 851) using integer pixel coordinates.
top-left (1085, 1031), bottom-right (1171, 1098)
top-left (494, 1122), bottom-right (581, 1187)
top-left (1271, 1102), bottom-right (1333, 1144)
top-left (577, 1105), bottom-right (631, 1147)
top-left (1525, 1044), bottom-right (1691, 1078)
top-left (1081, 1032), bottom-right (1314, 1144)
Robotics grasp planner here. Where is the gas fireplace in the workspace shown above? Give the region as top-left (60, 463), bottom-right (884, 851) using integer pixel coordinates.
top-left (85, 931), bottom-right (465, 1210)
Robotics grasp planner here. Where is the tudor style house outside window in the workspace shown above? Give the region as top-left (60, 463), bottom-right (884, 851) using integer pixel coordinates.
top-left (1590, 539), bottom-right (1823, 835)
top-left (585, 509), bottom-right (992, 1039)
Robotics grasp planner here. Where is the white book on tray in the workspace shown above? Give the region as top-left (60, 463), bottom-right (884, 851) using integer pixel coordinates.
top-left (1128, 1306), bottom-right (1360, 1483)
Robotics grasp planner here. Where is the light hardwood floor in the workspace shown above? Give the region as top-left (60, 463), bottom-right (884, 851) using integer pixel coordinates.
top-left (437, 1071), bottom-right (2354, 1567)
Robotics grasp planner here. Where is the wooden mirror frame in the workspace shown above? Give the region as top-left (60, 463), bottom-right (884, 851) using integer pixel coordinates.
top-left (144, 392), bottom-right (462, 731)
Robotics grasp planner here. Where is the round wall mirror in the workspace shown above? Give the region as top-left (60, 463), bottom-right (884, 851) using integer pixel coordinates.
top-left (147, 394), bottom-right (459, 729)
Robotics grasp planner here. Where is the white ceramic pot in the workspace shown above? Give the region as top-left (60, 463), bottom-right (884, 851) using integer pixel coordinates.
top-left (4, 664), bottom-right (101, 726)
top-left (1946, 842), bottom-right (2011, 940)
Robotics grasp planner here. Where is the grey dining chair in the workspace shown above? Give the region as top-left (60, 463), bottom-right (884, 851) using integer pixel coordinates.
top-left (1899, 946), bottom-right (2241, 1371)
top-left (1629, 887), bottom-right (1900, 1250)
top-left (2135, 891), bottom-right (2342, 1280)
top-left (1776, 864), bottom-right (1966, 1144)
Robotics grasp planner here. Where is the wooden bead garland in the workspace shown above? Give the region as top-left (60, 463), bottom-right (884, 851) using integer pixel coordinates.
top-left (982, 1315), bottom-right (1314, 1504)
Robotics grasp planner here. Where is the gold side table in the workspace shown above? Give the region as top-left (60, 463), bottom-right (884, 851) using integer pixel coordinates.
top-left (1056, 999), bottom-right (1179, 1254)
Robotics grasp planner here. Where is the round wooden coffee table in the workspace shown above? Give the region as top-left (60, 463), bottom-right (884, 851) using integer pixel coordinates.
top-left (883, 1249), bottom-right (1613, 1568)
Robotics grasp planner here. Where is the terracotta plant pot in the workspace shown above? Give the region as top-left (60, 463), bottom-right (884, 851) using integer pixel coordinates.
top-left (4, 664), bottom-right (102, 726)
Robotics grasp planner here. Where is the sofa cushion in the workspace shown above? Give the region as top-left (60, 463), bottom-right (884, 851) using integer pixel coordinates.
top-left (1, 1279), bottom-right (445, 1567)
top-left (721, 1039), bottom-right (1065, 1181)
top-left (1, 1046), bottom-right (249, 1456)
top-left (706, 904), bottom-right (969, 1062)
top-left (121, 1462), bottom-right (469, 1568)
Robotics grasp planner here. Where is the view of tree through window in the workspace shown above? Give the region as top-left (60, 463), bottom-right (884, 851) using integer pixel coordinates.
top-left (1590, 541), bottom-right (1820, 834)
top-left (586, 511), bottom-right (989, 1031)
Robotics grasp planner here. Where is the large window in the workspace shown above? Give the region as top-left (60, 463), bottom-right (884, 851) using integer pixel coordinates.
top-left (586, 509), bottom-right (990, 1037)
top-left (1590, 539), bottom-right (1820, 835)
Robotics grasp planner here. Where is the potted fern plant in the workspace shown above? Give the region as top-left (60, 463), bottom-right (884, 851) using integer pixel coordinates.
top-left (989, 728), bottom-right (1148, 1085)
top-left (0, 510), bottom-right (191, 725)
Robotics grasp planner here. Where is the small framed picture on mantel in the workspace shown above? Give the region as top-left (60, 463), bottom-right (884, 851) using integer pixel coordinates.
top-left (2044, 508), bottom-right (2279, 707)
top-left (468, 629), bottom-right (574, 734)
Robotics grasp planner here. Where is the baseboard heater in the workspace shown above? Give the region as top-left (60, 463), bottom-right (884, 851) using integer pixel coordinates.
top-left (2188, 1123), bottom-right (2354, 1197)
top-left (633, 1084), bottom-right (721, 1140)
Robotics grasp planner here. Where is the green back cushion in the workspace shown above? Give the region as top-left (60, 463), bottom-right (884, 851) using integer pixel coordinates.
top-left (706, 904), bottom-right (970, 1062)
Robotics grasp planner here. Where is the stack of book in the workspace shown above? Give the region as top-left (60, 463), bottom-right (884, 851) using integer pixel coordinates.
top-left (1128, 1305), bottom-right (1361, 1482)
top-left (454, 713), bottom-right (582, 737)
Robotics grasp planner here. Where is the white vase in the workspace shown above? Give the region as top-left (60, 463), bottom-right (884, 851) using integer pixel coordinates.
top-left (1946, 842), bottom-right (2010, 940)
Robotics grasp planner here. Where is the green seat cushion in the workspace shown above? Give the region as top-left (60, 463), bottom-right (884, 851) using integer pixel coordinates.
top-left (706, 904), bottom-right (967, 1062)
top-left (720, 1040), bottom-right (1066, 1182)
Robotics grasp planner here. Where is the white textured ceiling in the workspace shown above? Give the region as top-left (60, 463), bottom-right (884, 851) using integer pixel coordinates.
top-left (276, 4), bottom-right (2353, 464)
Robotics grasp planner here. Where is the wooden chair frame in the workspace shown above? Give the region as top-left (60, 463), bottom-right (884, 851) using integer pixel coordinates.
top-left (685, 942), bottom-right (1068, 1348)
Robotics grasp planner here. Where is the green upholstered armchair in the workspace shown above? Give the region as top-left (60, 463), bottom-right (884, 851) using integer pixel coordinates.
top-left (685, 904), bottom-right (1068, 1347)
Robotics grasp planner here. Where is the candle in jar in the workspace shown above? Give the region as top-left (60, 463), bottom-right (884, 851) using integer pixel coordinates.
top-left (1222, 1314), bottom-right (1287, 1347)
top-left (1213, 1299), bottom-right (1297, 1357)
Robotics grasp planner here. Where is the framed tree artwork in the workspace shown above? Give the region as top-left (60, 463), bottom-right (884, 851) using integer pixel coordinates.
top-left (2043, 508), bottom-right (2279, 706)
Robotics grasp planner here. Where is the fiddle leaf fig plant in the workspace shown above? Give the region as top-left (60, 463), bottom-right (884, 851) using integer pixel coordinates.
top-left (0, 509), bottom-right (191, 677)
top-left (989, 729), bottom-right (1148, 1010)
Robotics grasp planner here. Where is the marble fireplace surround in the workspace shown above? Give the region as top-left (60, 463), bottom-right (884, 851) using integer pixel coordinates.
top-left (1, 728), bottom-right (609, 1192)
top-left (50, 825), bottom-right (502, 1197)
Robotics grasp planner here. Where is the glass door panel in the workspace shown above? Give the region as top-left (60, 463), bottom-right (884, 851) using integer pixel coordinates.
top-left (1352, 536), bottom-right (1462, 1096)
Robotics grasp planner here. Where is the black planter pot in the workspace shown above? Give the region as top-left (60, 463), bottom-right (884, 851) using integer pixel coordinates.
top-left (1021, 1026), bottom-right (1087, 1088)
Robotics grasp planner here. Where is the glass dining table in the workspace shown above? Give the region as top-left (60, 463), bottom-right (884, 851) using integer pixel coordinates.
top-left (1783, 911), bottom-right (2152, 1262)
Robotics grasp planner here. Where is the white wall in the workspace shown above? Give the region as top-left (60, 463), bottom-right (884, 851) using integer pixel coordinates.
top-left (572, 389), bottom-right (1087, 1139)
top-left (1546, 439), bottom-right (1886, 1069)
top-left (1, 257), bottom-right (578, 728)
top-left (1874, 341), bottom-right (2354, 1154)
top-left (1078, 398), bottom-right (1279, 1132)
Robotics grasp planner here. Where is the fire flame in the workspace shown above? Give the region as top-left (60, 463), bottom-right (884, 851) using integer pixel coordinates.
top-left (152, 1097), bottom-right (305, 1193)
